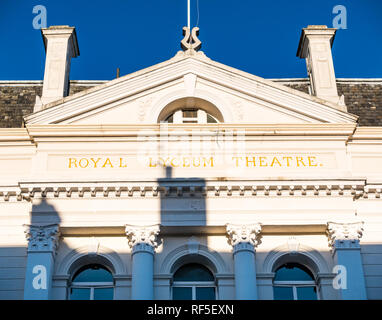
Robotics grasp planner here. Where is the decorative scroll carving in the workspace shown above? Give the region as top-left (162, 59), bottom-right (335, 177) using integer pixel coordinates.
top-left (181, 26), bottom-right (202, 52)
top-left (24, 224), bottom-right (60, 253)
top-left (226, 223), bottom-right (262, 248)
top-left (326, 222), bottom-right (364, 248)
top-left (125, 224), bottom-right (160, 248)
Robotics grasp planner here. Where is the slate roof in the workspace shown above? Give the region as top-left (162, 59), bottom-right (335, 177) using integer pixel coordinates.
top-left (273, 79), bottom-right (382, 127)
top-left (0, 81), bottom-right (103, 128)
top-left (0, 79), bottom-right (381, 127)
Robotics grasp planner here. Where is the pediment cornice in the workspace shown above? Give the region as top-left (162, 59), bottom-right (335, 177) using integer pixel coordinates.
top-left (23, 123), bottom-right (356, 142)
top-left (24, 52), bottom-right (358, 125)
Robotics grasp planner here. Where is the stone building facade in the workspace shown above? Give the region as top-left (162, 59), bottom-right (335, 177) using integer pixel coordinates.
top-left (0, 25), bottom-right (382, 300)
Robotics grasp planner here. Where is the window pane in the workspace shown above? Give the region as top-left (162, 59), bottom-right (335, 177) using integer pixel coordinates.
top-left (207, 114), bottom-right (217, 123)
top-left (173, 287), bottom-right (192, 300)
top-left (196, 287), bottom-right (216, 300)
top-left (274, 263), bottom-right (314, 281)
top-left (94, 288), bottom-right (114, 300)
top-left (273, 286), bottom-right (294, 300)
top-left (174, 264), bottom-right (214, 281)
top-left (182, 109), bottom-right (197, 118)
top-left (73, 264), bottom-right (113, 282)
top-left (297, 287), bottom-right (317, 300)
top-left (164, 114), bottom-right (173, 123)
top-left (70, 288), bottom-right (91, 300)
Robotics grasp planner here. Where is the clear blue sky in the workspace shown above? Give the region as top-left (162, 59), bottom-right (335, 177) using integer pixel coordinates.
top-left (0, 0), bottom-right (381, 80)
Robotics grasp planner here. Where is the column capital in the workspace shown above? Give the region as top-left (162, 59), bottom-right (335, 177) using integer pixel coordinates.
top-left (326, 221), bottom-right (364, 249)
top-left (226, 223), bottom-right (262, 249)
top-left (24, 224), bottom-right (60, 254)
top-left (125, 224), bottom-right (160, 252)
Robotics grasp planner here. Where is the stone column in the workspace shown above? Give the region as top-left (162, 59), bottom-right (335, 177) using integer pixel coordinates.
top-left (23, 224), bottom-right (60, 300)
top-left (327, 222), bottom-right (367, 300)
top-left (125, 225), bottom-right (160, 300)
top-left (226, 223), bottom-right (262, 300)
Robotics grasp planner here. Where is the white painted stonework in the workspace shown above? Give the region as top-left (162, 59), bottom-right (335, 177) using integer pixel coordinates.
top-left (297, 25), bottom-right (343, 108)
top-left (38, 26), bottom-right (79, 110)
top-left (1, 30), bottom-right (382, 300)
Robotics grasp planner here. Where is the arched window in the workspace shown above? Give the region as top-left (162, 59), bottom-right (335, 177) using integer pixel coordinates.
top-left (273, 263), bottom-right (318, 300)
top-left (157, 97), bottom-right (224, 124)
top-left (172, 263), bottom-right (216, 300)
top-left (164, 109), bottom-right (219, 124)
top-left (69, 264), bottom-right (114, 300)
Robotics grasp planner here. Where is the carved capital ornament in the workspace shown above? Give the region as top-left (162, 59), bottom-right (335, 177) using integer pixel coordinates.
top-left (125, 224), bottom-right (160, 249)
top-left (226, 223), bottom-right (262, 248)
top-left (326, 222), bottom-right (364, 248)
top-left (24, 224), bottom-right (60, 254)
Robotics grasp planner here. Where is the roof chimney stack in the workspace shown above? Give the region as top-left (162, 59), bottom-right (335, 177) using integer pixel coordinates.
top-left (35, 26), bottom-right (79, 111)
top-left (297, 25), bottom-right (345, 111)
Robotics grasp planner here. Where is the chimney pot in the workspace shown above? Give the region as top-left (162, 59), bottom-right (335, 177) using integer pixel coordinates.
top-left (38, 25), bottom-right (79, 108)
top-left (297, 25), bottom-right (345, 111)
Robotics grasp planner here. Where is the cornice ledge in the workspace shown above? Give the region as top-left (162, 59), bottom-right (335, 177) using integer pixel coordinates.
top-left (350, 127), bottom-right (382, 141)
top-left (0, 178), bottom-right (371, 201)
top-left (24, 123), bottom-right (357, 139)
top-left (0, 128), bottom-right (34, 145)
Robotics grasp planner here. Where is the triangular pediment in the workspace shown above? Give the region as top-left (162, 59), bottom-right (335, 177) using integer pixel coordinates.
top-left (24, 51), bottom-right (358, 125)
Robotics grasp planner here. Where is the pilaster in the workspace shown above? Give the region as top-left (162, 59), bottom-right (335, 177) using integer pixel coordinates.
top-left (23, 224), bottom-right (60, 300)
top-left (326, 222), bottom-right (367, 300)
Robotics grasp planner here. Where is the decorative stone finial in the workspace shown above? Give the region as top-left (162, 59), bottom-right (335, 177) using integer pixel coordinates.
top-left (125, 225), bottom-right (160, 248)
top-left (326, 222), bottom-right (364, 248)
top-left (181, 26), bottom-right (202, 52)
top-left (226, 223), bottom-right (262, 248)
top-left (24, 224), bottom-right (60, 253)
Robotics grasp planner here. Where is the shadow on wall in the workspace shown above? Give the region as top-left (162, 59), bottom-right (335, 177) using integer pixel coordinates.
top-left (0, 198), bottom-right (62, 299)
top-left (1, 193), bottom-right (382, 301)
top-left (2, 240), bottom-right (382, 300)
top-left (1, 178), bottom-right (380, 300)
top-left (157, 166), bottom-right (234, 300)
top-left (157, 166), bottom-right (210, 300)
top-left (158, 166), bottom-right (207, 228)
top-left (30, 198), bottom-right (61, 226)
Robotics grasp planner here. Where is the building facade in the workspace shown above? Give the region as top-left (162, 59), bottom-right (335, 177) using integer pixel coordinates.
top-left (0, 25), bottom-right (382, 300)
